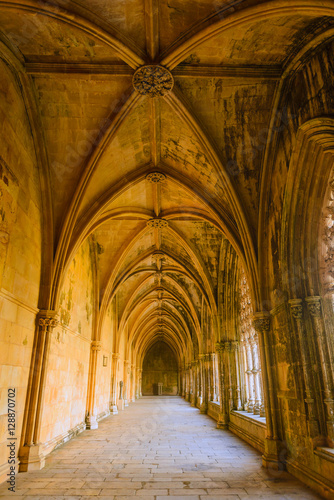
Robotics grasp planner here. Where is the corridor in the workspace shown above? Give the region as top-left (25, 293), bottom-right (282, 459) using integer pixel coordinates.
top-left (0, 397), bottom-right (321, 499)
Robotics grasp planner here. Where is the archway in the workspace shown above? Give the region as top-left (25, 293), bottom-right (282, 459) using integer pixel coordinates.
top-left (142, 341), bottom-right (178, 395)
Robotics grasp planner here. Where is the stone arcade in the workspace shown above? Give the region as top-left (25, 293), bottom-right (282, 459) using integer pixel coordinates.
top-left (0, 0), bottom-right (334, 498)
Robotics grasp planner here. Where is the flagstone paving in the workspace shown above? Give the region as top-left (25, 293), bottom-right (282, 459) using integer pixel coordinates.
top-left (0, 397), bottom-right (321, 499)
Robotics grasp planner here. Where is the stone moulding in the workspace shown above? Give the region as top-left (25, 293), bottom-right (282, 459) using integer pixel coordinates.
top-left (133, 65), bottom-right (174, 97)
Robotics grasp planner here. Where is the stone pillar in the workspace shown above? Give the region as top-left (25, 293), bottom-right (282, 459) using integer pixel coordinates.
top-left (250, 335), bottom-right (261, 415)
top-left (139, 369), bottom-right (143, 397)
top-left (231, 341), bottom-right (243, 410)
top-left (185, 364), bottom-right (190, 401)
top-left (19, 311), bottom-right (58, 472)
top-left (118, 380), bottom-right (125, 411)
top-left (253, 313), bottom-right (282, 470)
top-left (158, 382), bottom-right (163, 395)
top-left (289, 299), bottom-right (320, 439)
top-left (245, 338), bottom-right (255, 412)
top-left (191, 361), bottom-right (197, 407)
top-left (135, 368), bottom-right (140, 399)
top-left (216, 341), bottom-right (229, 429)
top-left (110, 353), bottom-right (119, 414)
top-left (130, 364), bottom-right (136, 402)
top-left (123, 360), bottom-right (129, 406)
top-left (86, 340), bottom-right (102, 429)
top-left (199, 355), bottom-right (207, 413)
top-left (306, 296), bottom-right (334, 445)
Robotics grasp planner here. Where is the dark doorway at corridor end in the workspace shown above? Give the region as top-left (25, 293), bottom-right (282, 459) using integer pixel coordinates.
top-left (142, 341), bottom-right (178, 395)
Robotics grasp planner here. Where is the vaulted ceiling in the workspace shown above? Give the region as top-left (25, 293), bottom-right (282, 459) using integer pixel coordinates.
top-left (1, 0), bottom-right (333, 361)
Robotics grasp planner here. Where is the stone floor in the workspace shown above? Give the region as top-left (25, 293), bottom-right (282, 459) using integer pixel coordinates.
top-left (0, 397), bottom-right (322, 499)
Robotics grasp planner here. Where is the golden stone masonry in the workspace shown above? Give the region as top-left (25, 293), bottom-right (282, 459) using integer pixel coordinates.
top-left (0, 0), bottom-right (334, 498)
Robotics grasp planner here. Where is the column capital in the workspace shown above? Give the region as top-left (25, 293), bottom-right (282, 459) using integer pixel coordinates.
top-left (38, 310), bottom-right (58, 329)
top-left (288, 298), bottom-right (303, 320)
top-left (253, 312), bottom-right (270, 333)
top-left (215, 341), bottom-right (225, 352)
top-left (112, 352), bottom-right (120, 360)
top-left (91, 340), bottom-right (101, 351)
top-left (305, 296), bottom-right (322, 317)
top-left (231, 340), bottom-right (239, 351)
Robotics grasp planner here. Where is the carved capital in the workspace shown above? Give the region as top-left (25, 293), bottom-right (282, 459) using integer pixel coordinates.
top-left (146, 172), bottom-right (166, 183)
top-left (133, 65), bottom-right (174, 97)
top-left (288, 299), bottom-right (303, 320)
top-left (215, 341), bottom-right (225, 353)
top-left (38, 310), bottom-right (58, 329)
top-left (305, 296), bottom-right (322, 317)
top-left (91, 341), bottom-right (101, 351)
top-left (253, 313), bottom-right (270, 333)
top-left (231, 341), bottom-right (239, 351)
top-left (224, 341), bottom-right (231, 352)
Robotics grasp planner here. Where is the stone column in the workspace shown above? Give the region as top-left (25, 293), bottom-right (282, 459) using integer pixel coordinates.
top-left (139, 369), bottom-right (143, 397)
top-left (200, 355), bottom-right (208, 414)
top-left (130, 364), bottom-right (136, 402)
top-left (19, 311), bottom-right (58, 472)
top-left (110, 353), bottom-right (119, 414)
top-left (289, 299), bottom-right (320, 439)
top-left (245, 338), bottom-right (255, 412)
top-left (250, 335), bottom-right (261, 415)
top-left (185, 364), bottom-right (190, 401)
top-left (123, 360), bottom-right (129, 406)
top-left (216, 341), bottom-right (229, 429)
top-left (253, 313), bottom-right (281, 470)
top-left (306, 296), bottom-right (334, 444)
top-left (231, 341), bottom-right (243, 410)
top-left (191, 361), bottom-right (197, 407)
top-left (135, 368), bottom-right (140, 399)
top-left (86, 340), bottom-right (102, 429)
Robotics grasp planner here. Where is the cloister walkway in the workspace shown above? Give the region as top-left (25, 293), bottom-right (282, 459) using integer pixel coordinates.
top-left (1, 397), bottom-right (321, 499)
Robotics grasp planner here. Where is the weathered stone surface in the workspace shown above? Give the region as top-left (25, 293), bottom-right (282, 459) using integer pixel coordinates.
top-left (0, 1), bottom-right (334, 497)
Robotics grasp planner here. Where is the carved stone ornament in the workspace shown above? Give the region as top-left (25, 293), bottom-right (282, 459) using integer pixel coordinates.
top-left (146, 172), bottom-right (166, 183)
top-left (305, 296), bottom-right (321, 317)
top-left (147, 218), bottom-right (168, 228)
top-left (288, 299), bottom-right (303, 320)
top-left (253, 317), bottom-right (270, 333)
top-left (38, 314), bottom-right (58, 329)
top-left (215, 341), bottom-right (225, 353)
top-left (91, 341), bottom-right (102, 351)
top-left (133, 65), bottom-right (174, 97)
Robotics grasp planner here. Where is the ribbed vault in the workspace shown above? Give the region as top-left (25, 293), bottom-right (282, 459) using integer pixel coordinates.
top-left (2, 2), bottom-right (334, 490)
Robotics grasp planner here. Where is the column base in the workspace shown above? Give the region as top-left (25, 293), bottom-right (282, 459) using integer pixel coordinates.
top-left (19, 444), bottom-right (45, 472)
top-left (124, 399), bottom-right (129, 407)
top-left (110, 404), bottom-right (118, 415)
top-left (185, 393), bottom-right (190, 402)
top-left (85, 414), bottom-right (98, 430)
top-left (217, 413), bottom-right (229, 429)
top-left (262, 438), bottom-right (285, 471)
top-left (117, 399), bottom-right (125, 411)
top-left (200, 403), bottom-right (208, 414)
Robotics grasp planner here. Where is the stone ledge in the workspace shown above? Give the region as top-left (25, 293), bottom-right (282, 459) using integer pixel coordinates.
top-left (229, 411), bottom-right (266, 454)
top-left (287, 456), bottom-right (334, 500)
top-left (231, 410), bottom-right (267, 427)
top-left (314, 447), bottom-right (334, 463)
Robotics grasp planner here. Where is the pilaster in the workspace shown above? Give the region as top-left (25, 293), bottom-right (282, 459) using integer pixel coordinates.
top-left (19, 311), bottom-right (58, 472)
top-left (85, 340), bottom-right (102, 429)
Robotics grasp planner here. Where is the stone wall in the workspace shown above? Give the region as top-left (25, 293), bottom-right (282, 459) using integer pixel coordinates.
top-left (0, 59), bottom-right (42, 482)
